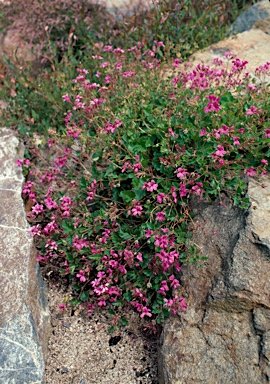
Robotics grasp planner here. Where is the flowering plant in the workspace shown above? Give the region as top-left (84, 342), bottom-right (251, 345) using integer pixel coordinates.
top-left (17, 42), bottom-right (270, 325)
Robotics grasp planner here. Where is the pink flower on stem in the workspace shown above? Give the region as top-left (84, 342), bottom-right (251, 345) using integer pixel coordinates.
top-left (43, 221), bottom-right (58, 234)
top-left (156, 211), bottom-right (166, 222)
top-left (140, 306), bottom-right (152, 318)
top-left (179, 297), bottom-right (188, 310)
top-left (133, 162), bottom-right (142, 172)
top-left (204, 95), bottom-right (221, 113)
top-left (169, 275), bottom-right (180, 289)
top-left (76, 270), bottom-right (86, 282)
top-left (72, 235), bottom-right (89, 250)
top-left (233, 137), bottom-right (240, 146)
top-left (264, 129), bottom-right (270, 138)
top-left (172, 58), bottom-right (182, 68)
top-left (104, 45), bottom-right (113, 52)
top-left (59, 303), bottom-right (67, 311)
top-left (179, 182), bottom-right (188, 198)
top-left (32, 204), bottom-right (45, 215)
top-left (246, 105), bottom-right (258, 115)
top-left (131, 201), bottom-right (143, 216)
top-left (261, 159), bottom-right (268, 166)
top-left (168, 127), bottom-right (176, 137)
top-left (122, 71), bottom-right (136, 77)
top-left (44, 197), bottom-right (58, 210)
top-left (98, 298), bottom-right (106, 307)
top-left (29, 224), bottom-right (41, 237)
top-left (145, 229), bottom-right (154, 238)
top-left (158, 280), bottom-right (169, 295)
top-left (214, 145), bottom-right (226, 157)
top-left (176, 167), bottom-right (189, 179)
top-left (142, 180), bottom-right (158, 192)
top-left (246, 167), bottom-right (256, 177)
top-left (156, 193), bottom-right (167, 203)
top-left (62, 94), bottom-right (71, 102)
top-left (199, 127), bottom-right (207, 136)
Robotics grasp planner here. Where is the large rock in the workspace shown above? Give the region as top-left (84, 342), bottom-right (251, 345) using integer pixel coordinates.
top-left (0, 128), bottom-right (51, 383)
top-left (0, 24), bottom-right (36, 62)
top-left (190, 28), bottom-right (270, 79)
top-left (231, 0), bottom-right (270, 34)
top-left (158, 177), bottom-right (270, 384)
top-left (97, 0), bottom-right (149, 16)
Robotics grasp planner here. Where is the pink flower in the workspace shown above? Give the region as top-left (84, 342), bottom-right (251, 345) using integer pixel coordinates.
top-left (156, 211), bottom-right (166, 222)
top-left (104, 45), bottom-right (113, 52)
top-left (44, 197), bottom-right (58, 210)
top-left (261, 159), bottom-right (268, 166)
top-left (59, 304), bottom-right (67, 311)
top-left (145, 229), bottom-right (154, 238)
top-left (214, 145), bottom-right (226, 157)
top-left (131, 201), bottom-right (143, 216)
top-left (204, 94), bottom-right (221, 113)
top-left (32, 204), bottom-right (45, 215)
top-left (246, 167), bottom-right (256, 177)
top-left (136, 253), bottom-right (143, 262)
top-left (62, 94), bottom-right (71, 102)
top-left (16, 159), bottom-right (23, 166)
top-left (176, 167), bottom-right (189, 179)
top-left (115, 62), bottom-right (122, 70)
top-left (156, 193), bottom-right (167, 203)
top-left (105, 75), bottom-right (111, 84)
top-left (122, 71), bottom-right (136, 77)
top-left (76, 270), bottom-right (86, 282)
top-left (179, 297), bottom-right (188, 310)
top-left (29, 224), bottom-right (41, 237)
top-left (199, 127), bottom-right (207, 136)
top-left (246, 105), bottom-right (257, 115)
top-left (140, 306), bottom-right (152, 318)
top-left (98, 298), bottom-right (106, 307)
top-left (172, 58), bottom-right (182, 68)
top-left (233, 137), bottom-right (240, 146)
top-left (43, 221), bottom-right (58, 234)
top-left (142, 180), bottom-right (158, 192)
top-left (179, 182), bottom-right (188, 197)
top-left (264, 129), bottom-right (270, 138)
top-left (133, 162), bottom-right (142, 172)
top-left (72, 235), bottom-right (89, 250)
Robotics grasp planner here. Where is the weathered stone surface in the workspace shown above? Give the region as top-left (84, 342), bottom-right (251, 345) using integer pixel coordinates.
top-left (158, 177), bottom-right (270, 384)
top-left (0, 128), bottom-right (50, 383)
top-left (0, 25), bottom-right (36, 62)
top-left (96, 0), bottom-right (149, 16)
top-left (190, 29), bottom-right (270, 79)
top-left (231, 0), bottom-right (270, 34)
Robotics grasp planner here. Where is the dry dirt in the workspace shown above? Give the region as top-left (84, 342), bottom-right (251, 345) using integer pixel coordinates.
top-left (43, 277), bottom-right (159, 384)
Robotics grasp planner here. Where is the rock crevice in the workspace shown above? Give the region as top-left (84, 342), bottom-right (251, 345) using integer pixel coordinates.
top-left (158, 177), bottom-right (270, 384)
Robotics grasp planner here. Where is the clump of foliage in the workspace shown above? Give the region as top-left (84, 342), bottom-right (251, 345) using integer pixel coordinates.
top-left (0, 0), bottom-right (266, 328)
top-left (0, 0), bottom-right (259, 63)
top-left (17, 43), bottom-right (270, 325)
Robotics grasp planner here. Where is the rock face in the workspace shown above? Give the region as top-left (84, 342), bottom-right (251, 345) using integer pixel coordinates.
top-left (0, 23), bottom-right (36, 62)
top-left (190, 28), bottom-right (270, 78)
top-left (0, 128), bottom-right (51, 383)
top-left (231, 0), bottom-right (270, 34)
top-left (97, 0), bottom-right (150, 16)
top-left (158, 177), bottom-right (270, 384)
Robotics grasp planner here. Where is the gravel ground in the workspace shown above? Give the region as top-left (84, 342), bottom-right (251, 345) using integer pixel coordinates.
top-left (44, 278), bottom-right (159, 384)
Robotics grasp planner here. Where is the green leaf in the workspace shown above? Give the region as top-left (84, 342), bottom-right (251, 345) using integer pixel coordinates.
top-left (120, 190), bottom-right (135, 203)
top-left (119, 229), bottom-right (132, 240)
top-left (62, 220), bottom-right (74, 234)
top-left (80, 291), bottom-right (89, 301)
top-left (123, 291), bottom-right (132, 301)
